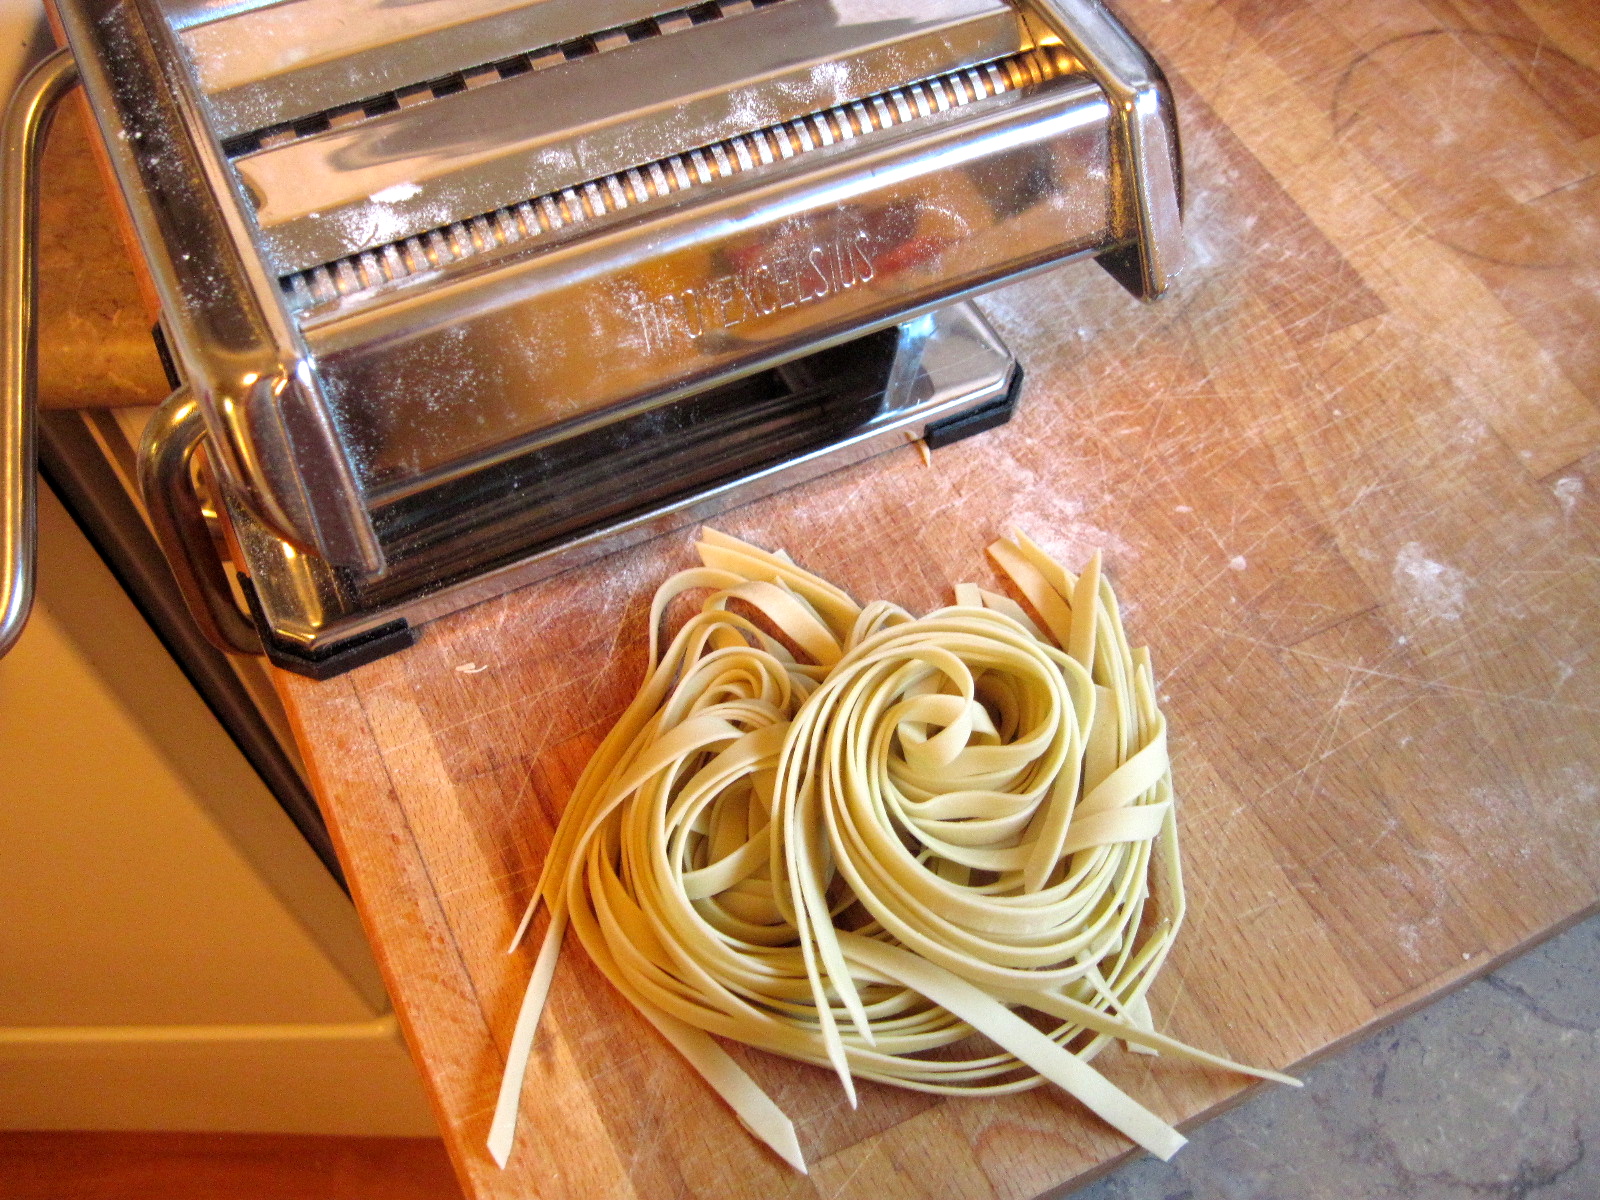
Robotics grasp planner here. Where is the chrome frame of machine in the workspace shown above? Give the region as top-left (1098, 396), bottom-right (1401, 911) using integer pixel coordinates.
top-left (3, 0), bottom-right (1181, 677)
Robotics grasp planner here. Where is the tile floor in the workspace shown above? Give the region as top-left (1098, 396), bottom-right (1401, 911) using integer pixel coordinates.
top-left (1071, 914), bottom-right (1600, 1200)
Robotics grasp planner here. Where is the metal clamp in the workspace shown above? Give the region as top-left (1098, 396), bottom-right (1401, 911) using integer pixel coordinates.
top-left (2, 48), bottom-right (78, 658)
top-left (138, 389), bottom-right (264, 657)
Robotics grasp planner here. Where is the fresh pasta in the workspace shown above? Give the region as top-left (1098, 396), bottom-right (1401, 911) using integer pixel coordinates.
top-left (488, 529), bottom-right (1295, 1172)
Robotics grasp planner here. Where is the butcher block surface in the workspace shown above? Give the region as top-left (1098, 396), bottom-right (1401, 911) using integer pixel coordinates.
top-left (272, 2), bottom-right (1600, 1197)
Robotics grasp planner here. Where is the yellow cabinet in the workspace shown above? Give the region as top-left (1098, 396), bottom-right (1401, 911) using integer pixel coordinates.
top-left (0, 489), bottom-right (435, 1136)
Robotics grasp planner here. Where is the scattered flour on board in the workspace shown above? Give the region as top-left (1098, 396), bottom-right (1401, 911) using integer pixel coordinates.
top-left (1393, 543), bottom-right (1468, 622)
top-left (1553, 475), bottom-right (1584, 517)
top-left (1461, 769), bottom-right (1598, 871)
top-left (995, 458), bottom-right (1135, 568)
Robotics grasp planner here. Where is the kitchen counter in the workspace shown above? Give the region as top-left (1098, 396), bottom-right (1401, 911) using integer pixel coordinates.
top-left (47, 0), bottom-right (1599, 1196)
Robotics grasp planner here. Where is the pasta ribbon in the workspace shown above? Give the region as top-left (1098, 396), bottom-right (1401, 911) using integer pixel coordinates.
top-left (488, 531), bottom-right (1296, 1172)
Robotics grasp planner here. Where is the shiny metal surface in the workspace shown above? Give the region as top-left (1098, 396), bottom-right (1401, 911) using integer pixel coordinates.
top-left (161, 0), bottom-right (286, 31)
top-left (1, 50), bottom-right (76, 660)
top-left (233, 302), bottom-right (1016, 655)
top-left (137, 390), bottom-right (264, 656)
top-left (235, 0), bottom-right (1026, 274)
top-left (282, 50), bottom-right (1059, 307)
top-left (182, 0), bottom-right (772, 141)
top-left (55, 0), bottom-right (384, 572)
top-left (1025, 0), bottom-right (1183, 298)
top-left (43, 0), bottom-right (1183, 668)
top-left (308, 61), bottom-right (1107, 498)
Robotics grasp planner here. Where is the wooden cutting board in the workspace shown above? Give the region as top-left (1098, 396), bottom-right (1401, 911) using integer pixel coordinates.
top-left (269, 1), bottom-right (1600, 1196)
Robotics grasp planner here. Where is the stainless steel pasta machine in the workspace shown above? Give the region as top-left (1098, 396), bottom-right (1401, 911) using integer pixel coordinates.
top-left (2, 0), bottom-right (1181, 676)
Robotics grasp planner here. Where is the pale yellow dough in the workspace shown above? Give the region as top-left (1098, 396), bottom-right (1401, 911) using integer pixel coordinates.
top-left (487, 530), bottom-right (1297, 1172)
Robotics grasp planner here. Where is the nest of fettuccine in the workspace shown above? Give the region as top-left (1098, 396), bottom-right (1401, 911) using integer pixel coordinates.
top-left (489, 530), bottom-right (1295, 1172)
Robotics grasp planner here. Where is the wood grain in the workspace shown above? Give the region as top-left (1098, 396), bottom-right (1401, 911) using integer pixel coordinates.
top-left (270, 1), bottom-right (1600, 1196)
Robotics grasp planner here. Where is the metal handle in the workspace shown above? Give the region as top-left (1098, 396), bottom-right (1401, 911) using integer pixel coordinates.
top-left (2, 49), bottom-right (78, 658)
top-left (3, 50), bottom-right (260, 662)
top-left (139, 389), bottom-right (264, 657)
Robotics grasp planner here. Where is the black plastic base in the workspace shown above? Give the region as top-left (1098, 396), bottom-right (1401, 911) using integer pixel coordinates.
top-left (225, 308), bottom-right (1020, 679)
top-left (240, 573), bottom-right (417, 681)
top-left (262, 617), bottom-right (417, 681)
top-left (263, 619), bottom-right (417, 681)
top-left (923, 362), bottom-right (1025, 450)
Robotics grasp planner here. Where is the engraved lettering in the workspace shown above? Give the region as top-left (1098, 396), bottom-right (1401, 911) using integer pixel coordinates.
top-left (677, 287), bottom-right (705, 338)
top-left (826, 240), bottom-right (845, 293)
top-left (851, 232), bottom-right (876, 283)
top-left (776, 255), bottom-right (801, 310)
top-left (744, 266), bottom-right (778, 318)
top-left (630, 227), bottom-right (885, 348)
top-left (722, 274), bottom-right (749, 326)
top-left (806, 248), bottom-right (832, 300)
top-left (727, 273), bottom-right (753, 324)
top-left (717, 275), bottom-right (741, 328)
top-left (706, 277), bottom-right (728, 329)
top-left (630, 299), bottom-right (658, 355)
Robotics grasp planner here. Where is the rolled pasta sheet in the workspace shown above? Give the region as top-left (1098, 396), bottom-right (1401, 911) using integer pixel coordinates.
top-left (489, 530), bottom-right (1297, 1173)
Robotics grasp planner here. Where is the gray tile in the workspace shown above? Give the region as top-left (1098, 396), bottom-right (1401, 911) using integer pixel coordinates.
top-left (1069, 915), bottom-right (1600, 1200)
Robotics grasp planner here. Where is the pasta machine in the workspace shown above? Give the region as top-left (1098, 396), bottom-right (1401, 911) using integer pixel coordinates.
top-left (2, 0), bottom-right (1182, 677)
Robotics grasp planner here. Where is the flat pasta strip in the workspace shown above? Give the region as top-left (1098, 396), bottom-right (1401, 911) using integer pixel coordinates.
top-left (489, 531), bottom-right (1296, 1172)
